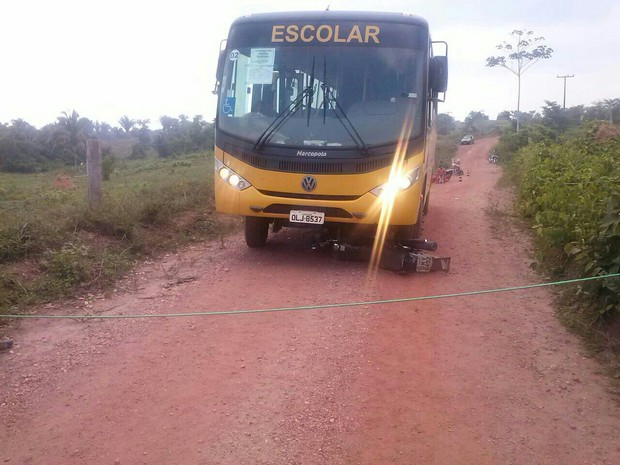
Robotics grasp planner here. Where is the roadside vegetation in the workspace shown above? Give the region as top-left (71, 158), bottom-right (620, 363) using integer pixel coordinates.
top-left (493, 101), bottom-right (620, 374)
top-left (0, 111), bottom-right (232, 317)
top-left (0, 152), bottom-right (233, 317)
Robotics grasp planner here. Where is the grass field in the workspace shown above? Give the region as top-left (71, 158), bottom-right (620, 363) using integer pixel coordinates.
top-left (0, 151), bottom-right (234, 315)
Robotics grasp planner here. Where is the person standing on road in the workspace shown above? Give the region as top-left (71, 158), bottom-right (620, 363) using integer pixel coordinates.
top-left (436, 166), bottom-right (446, 183)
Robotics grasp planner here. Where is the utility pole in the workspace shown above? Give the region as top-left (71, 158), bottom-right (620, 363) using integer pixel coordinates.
top-left (86, 139), bottom-right (102, 209)
top-left (557, 74), bottom-right (574, 109)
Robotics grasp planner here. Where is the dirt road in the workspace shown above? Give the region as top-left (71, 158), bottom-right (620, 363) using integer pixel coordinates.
top-left (2, 138), bottom-right (619, 464)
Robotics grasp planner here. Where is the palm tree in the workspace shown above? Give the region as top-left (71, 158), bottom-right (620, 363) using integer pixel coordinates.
top-left (602, 98), bottom-right (620, 123)
top-left (118, 115), bottom-right (136, 134)
top-left (136, 119), bottom-right (150, 130)
top-left (57, 110), bottom-right (90, 167)
top-left (159, 115), bottom-right (178, 133)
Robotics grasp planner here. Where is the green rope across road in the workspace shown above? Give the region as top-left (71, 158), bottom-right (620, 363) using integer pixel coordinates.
top-left (1, 273), bottom-right (618, 320)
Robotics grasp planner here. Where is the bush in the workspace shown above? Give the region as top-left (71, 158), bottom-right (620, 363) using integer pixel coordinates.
top-left (0, 223), bottom-right (32, 263)
top-left (102, 154), bottom-right (117, 180)
top-left (435, 135), bottom-right (458, 168)
top-left (512, 122), bottom-right (620, 321)
top-left (41, 241), bottom-right (92, 287)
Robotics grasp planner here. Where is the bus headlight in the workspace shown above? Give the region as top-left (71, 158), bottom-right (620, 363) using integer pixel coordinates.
top-left (215, 158), bottom-right (251, 191)
top-left (370, 166), bottom-right (421, 198)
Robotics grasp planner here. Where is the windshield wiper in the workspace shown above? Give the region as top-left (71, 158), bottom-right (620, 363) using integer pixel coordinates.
top-left (253, 87), bottom-right (312, 151)
top-left (315, 55), bottom-right (369, 154)
top-left (306, 57), bottom-right (315, 127)
top-left (323, 85), bottom-right (368, 155)
top-left (322, 55), bottom-right (328, 124)
top-left (254, 58), bottom-right (316, 152)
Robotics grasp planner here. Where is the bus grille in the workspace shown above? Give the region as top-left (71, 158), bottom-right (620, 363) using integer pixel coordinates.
top-left (227, 145), bottom-right (393, 174)
top-left (241, 152), bottom-right (268, 169)
top-left (278, 160), bottom-right (343, 173)
top-left (355, 157), bottom-right (393, 172)
top-left (257, 190), bottom-right (360, 201)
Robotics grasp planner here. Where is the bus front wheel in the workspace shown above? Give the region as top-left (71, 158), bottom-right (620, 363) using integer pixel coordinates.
top-left (393, 220), bottom-right (422, 242)
top-left (394, 195), bottom-right (424, 242)
top-left (244, 217), bottom-right (269, 248)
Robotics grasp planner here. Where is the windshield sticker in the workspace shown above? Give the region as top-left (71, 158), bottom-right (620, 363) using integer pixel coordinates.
top-left (229, 49), bottom-right (239, 61)
top-left (247, 48), bottom-right (275, 84)
top-left (222, 97), bottom-right (235, 116)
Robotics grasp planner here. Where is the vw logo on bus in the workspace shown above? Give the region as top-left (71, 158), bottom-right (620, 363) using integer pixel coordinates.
top-left (301, 176), bottom-right (317, 192)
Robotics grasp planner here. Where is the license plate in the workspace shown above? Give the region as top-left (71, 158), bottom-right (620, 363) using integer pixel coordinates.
top-left (289, 210), bottom-right (325, 224)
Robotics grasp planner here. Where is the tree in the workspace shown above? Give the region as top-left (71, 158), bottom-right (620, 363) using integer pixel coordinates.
top-left (57, 110), bottom-right (92, 167)
top-left (159, 115), bottom-right (179, 133)
top-left (497, 111), bottom-right (512, 121)
top-left (486, 30), bottom-right (553, 132)
top-left (136, 119), bottom-right (151, 145)
top-left (565, 105), bottom-right (585, 128)
top-left (437, 113), bottom-right (456, 135)
top-left (541, 100), bottom-right (569, 133)
top-left (93, 121), bottom-right (113, 140)
top-left (601, 98), bottom-right (620, 123)
top-left (463, 111), bottom-right (489, 133)
top-left (0, 119), bottom-right (45, 173)
top-left (118, 115), bottom-right (136, 134)
top-left (136, 119), bottom-right (150, 131)
top-left (131, 119), bottom-right (152, 159)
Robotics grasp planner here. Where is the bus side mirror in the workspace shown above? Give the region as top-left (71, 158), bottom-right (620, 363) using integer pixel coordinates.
top-left (430, 56), bottom-right (448, 94)
top-left (216, 50), bottom-right (225, 83)
top-left (213, 40), bottom-right (227, 95)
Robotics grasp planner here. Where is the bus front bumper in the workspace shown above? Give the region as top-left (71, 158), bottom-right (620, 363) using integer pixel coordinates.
top-left (214, 178), bottom-right (424, 227)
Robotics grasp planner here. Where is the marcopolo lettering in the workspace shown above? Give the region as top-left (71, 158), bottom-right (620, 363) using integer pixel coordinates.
top-left (271, 24), bottom-right (380, 44)
top-left (297, 150), bottom-right (327, 157)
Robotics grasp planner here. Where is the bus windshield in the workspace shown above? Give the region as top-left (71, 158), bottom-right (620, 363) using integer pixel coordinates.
top-left (217, 22), bottom-right (426, 150)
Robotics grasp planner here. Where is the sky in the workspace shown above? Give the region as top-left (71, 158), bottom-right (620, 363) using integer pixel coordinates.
top-left (1, 0), bottom-right (619, 129)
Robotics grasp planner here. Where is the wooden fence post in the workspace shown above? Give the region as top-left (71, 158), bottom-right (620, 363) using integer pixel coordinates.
top-left (86, 139), bottom-right (102, 209)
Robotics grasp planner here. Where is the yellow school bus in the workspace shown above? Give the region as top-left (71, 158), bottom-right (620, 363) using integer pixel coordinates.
top-left (214, 11), bottom-right (448, 247)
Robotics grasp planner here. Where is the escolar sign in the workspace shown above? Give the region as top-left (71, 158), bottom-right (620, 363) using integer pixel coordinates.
top-left (271, 24), bottom-right (380, 44)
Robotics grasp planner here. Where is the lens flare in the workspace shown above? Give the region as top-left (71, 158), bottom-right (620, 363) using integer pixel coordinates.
top-left (365, 104), bottom-right (417, 286)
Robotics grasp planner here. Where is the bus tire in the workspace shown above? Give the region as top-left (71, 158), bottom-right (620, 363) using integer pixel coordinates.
top-left (394, 192), bottom-right (424, 241)
top-left (394, 220), bottom-right (422, 242)
top-left (244, 217), bottom-right (269, 248)
top-left (412, 218), bottom-right (422, 238)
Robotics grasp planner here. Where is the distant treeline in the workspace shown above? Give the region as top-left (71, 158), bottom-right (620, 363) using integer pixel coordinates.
top-left (0, 111), bottom-right (215, 173)
top-left (2, 98), bottom-right (617, 173)
top-left (436, 99), bottom-right (620, 136)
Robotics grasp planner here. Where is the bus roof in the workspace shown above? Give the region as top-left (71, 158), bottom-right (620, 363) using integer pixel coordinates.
top-left (230, 10), bottom-right (429, 29)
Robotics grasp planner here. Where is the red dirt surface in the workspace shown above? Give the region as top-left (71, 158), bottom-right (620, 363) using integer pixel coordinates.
top-left (2, 138), bottom-right (619, 464)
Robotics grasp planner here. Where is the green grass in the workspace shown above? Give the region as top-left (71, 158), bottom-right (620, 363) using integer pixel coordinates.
top-left (0, 151), bottom-right (235, 316)
top-left (435, 134), bottom-right (459, 169)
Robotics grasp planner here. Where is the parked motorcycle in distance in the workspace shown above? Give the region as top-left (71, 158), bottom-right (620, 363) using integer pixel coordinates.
top-left (452, 159), bottom-right (464, 176)
top-left (432, 159), bottom-right (463, 184)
